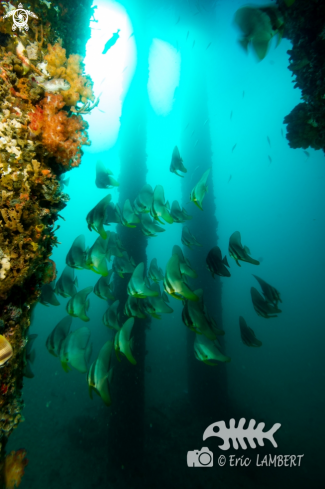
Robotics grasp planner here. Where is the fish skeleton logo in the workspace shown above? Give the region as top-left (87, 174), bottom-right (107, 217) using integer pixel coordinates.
top-left (2, 3), bottom-right (38, 32)
top-left (203, 418), bottom-right (281, 450)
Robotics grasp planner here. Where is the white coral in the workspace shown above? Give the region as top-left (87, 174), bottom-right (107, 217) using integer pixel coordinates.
top-left (0, 255), bottom-right (10, 281)
top-left (0, 120), bottom-right (22, 159)
top-left (26, 42), bottom-right (39, 61)
top-left (2, 2), bottom-right (15, 13)
top-left (37, 61), bottom-right (50, 77)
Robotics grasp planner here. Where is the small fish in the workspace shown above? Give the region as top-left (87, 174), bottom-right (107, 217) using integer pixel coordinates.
top-left (98, 109), bottom-right (105, 113)
top-left (142, 283), bottom-right (173, 319)
top-left (229, 231), bottom-right (260, 267)
top-left (87, 341), bottom-right (113, 406)
top-left (184, 123), bottom-right (189, 130)
top-left (206, 42), bottom-right (212, 50)
top-left (252, 275), bottom-right (282, 306)
top-left (127, 263), bottom-right (159, 299)
top-left (150, 185), bottom-right (174, 224)
top-left (232, 143), bottom-right (237, 152)
top-left (115, 199), bottom-right (140, 228)
top-left (128, 32), bottom-right (134, 39)
top-left (203, 119), bottom-right (209, 125)
top-left (267, 136), bottom-right (271, 147)
top-left (124, 296), bottom-right (147, 319)
top-left (230, 111), bottom-right (233, 120)
top-left (303, 150), bottom-right (310, 157)
top-left (194, 333), bottom-right (230, 365)
top-left (86, 194), bottom-right (113, 239)
top-left (182, 226), bottom-right (201, 249)
top-left (95, 161), bottom-right (119, 189)
top-left (86, 236), bottom-right (111, 276)
top-left (250, 287), bottom-right (281, 318)
top-left (163, 254), bottom-right (199, 302)
top-left (140, 214), bottom-right (165, 237)
top-left (66, 235), bottom-right (87, 270)
top-left (66, 287), bottom-right (93, 322)
top-left (23, 334), bottom-right (38, 378)
top-left (114, 318), bottom-right (136, 364)
top-left (206, 246), bottom-right (231, 278)
top-left (94, 271), bottom-right (115, 300)
top-left (59, 326), bottom-right (92, 373)
top-left (122, 66), bottom-right (128, 73)
top-left (102, 300), bottom-right (121, 330)
top-left (59, 175), bottom-right (69, 188)
top-left (170, 146), bottom-right (187, 177)
top-left (0, 335), bottom-right (13, 366)
top-left (103, 29), bottom-right (120, 54)
top-left (56, 266), bottom-right (78, 298)
top-left (243, 90), bottom-right (245, 98)
top-left (175, 15), bottom-right (180, 24)
top-left (172, 245), bottom-right (197, 279)
top-left (46, 316), bottom-right (72, 357)
top-left (186, 31), bottom-right (189, 41)
top-left (228, 175), bottom-right (232, 184)
top-left (134, 184), bottom-right (154, 214)
top-left (203, 418), bottom-right (281, 450)
top-left (268, 155), bottom-right (272, 164)
top-left (148, 258), bottom-right (164, 282)
top-left (234, 6), bottom-right (285, 61)
top-left (113, 252), bottom-right (136, 278)
top-left (281, 128), bottom-right (284, 137)
top-left (192, 40), bottom-right (195, 49)
top-left (190, 168), bottom-right (210, 210)
top-left (170, 200), bottom-right (192, 223)
top-left (39, 283), bottom-right (60, 307)
top-left (183, 289), bottom-right (220, 340)
top-left (239, 316), bottom-right (262, 347)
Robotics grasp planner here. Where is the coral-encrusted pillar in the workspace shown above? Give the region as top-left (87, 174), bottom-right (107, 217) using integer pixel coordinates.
top-left (0, 2), bottom-right (95, 486)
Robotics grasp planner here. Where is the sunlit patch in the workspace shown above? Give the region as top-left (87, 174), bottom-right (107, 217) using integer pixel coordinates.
top-left (84, 0), bottom-right (136, 149)
top-left (148, 39), bottom-right (181, 116)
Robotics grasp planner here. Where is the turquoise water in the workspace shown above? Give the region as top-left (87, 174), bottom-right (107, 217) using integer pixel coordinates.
top-left (8, 0), bottom-right (325, 487)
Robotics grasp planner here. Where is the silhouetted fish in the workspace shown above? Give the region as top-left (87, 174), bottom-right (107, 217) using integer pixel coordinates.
top-left (103, 30), bottom-right (120, 54)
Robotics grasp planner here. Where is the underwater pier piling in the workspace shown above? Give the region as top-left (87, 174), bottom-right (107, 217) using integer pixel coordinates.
top-left (108, 0), bottom-right (149, 480)
top-left (0, 1), bottom-right (94, 486)
top-left (277, 0), bottom-right (325, 153)
top-left (181, 50), bottom-right (228, 417)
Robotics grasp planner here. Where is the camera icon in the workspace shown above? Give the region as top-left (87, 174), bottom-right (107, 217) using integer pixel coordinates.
top-left (187, 448), bottom-right (213, 467)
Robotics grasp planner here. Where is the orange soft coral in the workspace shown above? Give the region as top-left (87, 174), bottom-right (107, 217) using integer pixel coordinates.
top-left (28, 93), bottom-right (90, 168)
top-left (44, 42), bottom-right (94, 106)
top-left (4, 449), bottom-right (28, 489)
